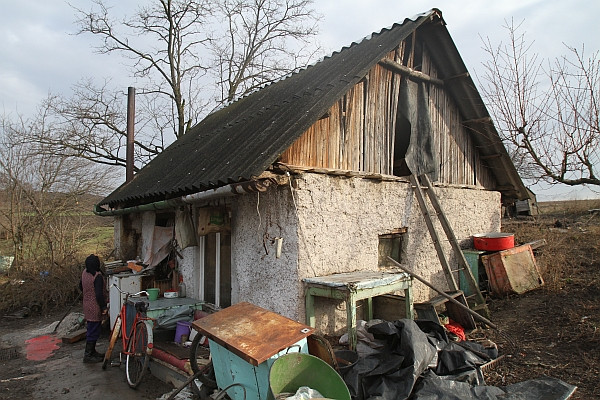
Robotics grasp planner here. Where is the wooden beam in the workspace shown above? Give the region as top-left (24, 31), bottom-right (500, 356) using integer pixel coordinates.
top-left (495, 185), bottom-right (516, 191)
top-left (444, 72), bottom-right (470, 82)
top-left (463, 116), bottom-right (493, 125)
top-left (480, 153), bottom-right (502, 160)
top-left (62, 328), bottom-right (87, 344)
top-left (525, 239), bottom-right (547, 250)
top-left (378, 58), bottom-right (444, 86)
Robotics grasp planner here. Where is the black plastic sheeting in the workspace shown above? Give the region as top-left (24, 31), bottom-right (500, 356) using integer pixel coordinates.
top-left (340, 319), bottom-right (576, 400)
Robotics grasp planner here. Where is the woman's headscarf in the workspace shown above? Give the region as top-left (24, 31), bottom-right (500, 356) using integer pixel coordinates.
top-left (85, 254), bottom-right (101, 274)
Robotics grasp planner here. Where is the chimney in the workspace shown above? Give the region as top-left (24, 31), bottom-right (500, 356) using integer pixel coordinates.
top-left (126, 87), bottom-right (135, 183)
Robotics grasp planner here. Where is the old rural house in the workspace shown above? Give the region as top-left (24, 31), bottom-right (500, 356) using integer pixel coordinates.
top-left (96, 9), bottom-right (528, 333)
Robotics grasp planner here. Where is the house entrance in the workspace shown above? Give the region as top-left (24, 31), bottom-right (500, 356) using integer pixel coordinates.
top-left (199, 232), bottom-right (232, 308)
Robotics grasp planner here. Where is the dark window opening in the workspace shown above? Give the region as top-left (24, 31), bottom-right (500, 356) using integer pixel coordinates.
top-left (393, 112), bottom-right (411, 177)
top-left (378, 228), bottom-right (407, 268)
top-left (156, 212), bottom-right (175, 227)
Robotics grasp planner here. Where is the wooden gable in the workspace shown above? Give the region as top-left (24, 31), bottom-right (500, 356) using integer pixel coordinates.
top-left (279, 34), bottom-right (497, 190)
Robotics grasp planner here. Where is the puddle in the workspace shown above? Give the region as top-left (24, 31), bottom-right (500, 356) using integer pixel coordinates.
top-left (25, 335), bottom-right (61, 361)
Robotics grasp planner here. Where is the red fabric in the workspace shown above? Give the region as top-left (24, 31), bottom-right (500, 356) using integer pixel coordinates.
top-left (81, 270), bottom-right (105, 321)
top-left (444, 319), bottom-right (466, 341)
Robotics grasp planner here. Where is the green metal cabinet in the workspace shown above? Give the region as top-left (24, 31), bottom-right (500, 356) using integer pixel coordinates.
top-left (460, 250), bottom-right (485, 297)
top-left (209, 338), bottom-right (308, 400)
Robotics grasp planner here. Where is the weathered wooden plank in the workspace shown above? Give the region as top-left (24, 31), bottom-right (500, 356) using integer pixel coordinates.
top-left (62, 328), bottom-right (87, 344)
top-left (279, 40), bottom-right (497, 191)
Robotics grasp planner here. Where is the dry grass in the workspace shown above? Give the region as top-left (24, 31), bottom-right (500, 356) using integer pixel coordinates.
top-left (0, 261), bottom-right (82, 315)
top-left (503, 200), bottom-right (600, 290)
top-left (487, 199), bottom-right (600, 399)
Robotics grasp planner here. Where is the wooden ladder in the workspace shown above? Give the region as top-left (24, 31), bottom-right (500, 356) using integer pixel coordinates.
top-left (410, 174), bottom-right (488, 314)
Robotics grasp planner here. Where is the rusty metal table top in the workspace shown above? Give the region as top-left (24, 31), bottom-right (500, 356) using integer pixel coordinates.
top-left (191, 302), bottom-right (314, 366)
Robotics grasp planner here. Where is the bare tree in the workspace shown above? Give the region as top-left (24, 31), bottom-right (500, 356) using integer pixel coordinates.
top-left (480, 20), bottom-right (599, 187)
top-left (0, 106), bottom-right (116, 268)
top-left (28, 0), bottom-right (320, 173)
top-left (35, 80), bottom-right (167, 170)
top-left (212, 0), bottom-right (320, 104)
top-left (74, 0), bottom-right (215, 140)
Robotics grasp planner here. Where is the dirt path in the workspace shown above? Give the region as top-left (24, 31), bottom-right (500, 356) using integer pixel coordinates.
top-left (0, 306), bottom-right (174, 400)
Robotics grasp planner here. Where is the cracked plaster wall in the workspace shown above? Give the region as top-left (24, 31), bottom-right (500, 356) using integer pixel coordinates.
top-left (113, 173), bottom-right (500, 334)
top-left (231, 173), bottom-right (500, 333)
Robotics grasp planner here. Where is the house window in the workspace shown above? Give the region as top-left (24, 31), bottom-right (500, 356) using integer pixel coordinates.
top-left (200, 232), bottom-right (232, 308)
top-left (378, 228), bottom-right (407, 268)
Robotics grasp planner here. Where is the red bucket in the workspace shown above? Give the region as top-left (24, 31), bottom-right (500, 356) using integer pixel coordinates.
top-left (472, 233), bottom-right (514, 251)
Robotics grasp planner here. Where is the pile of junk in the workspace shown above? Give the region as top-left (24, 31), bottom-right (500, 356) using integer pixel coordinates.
top-left (327, 318), bottom-right (576, 400)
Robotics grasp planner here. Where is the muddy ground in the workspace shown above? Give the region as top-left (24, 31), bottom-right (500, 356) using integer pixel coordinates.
top-left (0, 305), bottom-right (175, 400)
top-left (0, 201), bottom-right (598, 399)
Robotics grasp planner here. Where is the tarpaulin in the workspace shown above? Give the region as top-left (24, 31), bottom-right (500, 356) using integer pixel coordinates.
top-left (143, 226), bottom-right (173, 268)
top-left (343, 319), bottom-right (437, 400)
top-left (175, 206), bottom-right (197, 249)
top-left (155, 305), bottom-right (193, 329)
top-left (340, 319), bottom-right (576, 400)
top-left (399, 77), bottom-right (438, 180)
top-left (412, 372), bottom-right (577, 400)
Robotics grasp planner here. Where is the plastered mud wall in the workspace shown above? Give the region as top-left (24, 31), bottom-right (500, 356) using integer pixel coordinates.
top-left (232, 185), bottom-right (302, 319)
top-left (231, 173), bottom-right (500, 333)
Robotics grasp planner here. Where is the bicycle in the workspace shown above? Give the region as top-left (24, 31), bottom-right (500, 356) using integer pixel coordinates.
top-left (102, 284), bottom-right (155, 389)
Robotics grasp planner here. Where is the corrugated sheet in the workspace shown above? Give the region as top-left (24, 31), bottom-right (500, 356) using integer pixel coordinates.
top-left (99, 8), bottom-right (527, 208)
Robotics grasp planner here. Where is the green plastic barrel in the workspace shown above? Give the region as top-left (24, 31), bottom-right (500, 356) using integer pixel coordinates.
top-left (268, 353), bottom-right (351, 400)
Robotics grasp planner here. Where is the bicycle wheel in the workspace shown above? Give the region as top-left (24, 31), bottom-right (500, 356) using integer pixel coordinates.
top-left (125, 321), bottom-right (150, 388)
top-left (189, 333), bottom-right (217, 397)
top-left (102, 314), bottom-right (122, 370)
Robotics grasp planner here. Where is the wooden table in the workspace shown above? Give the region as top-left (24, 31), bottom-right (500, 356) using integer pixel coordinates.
top-left (191, 302), bottom-right (314, 400)
top-left (303, 270), bottom-right (414, 350)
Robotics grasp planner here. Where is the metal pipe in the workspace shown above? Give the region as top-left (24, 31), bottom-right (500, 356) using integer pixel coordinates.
top-left (126, 87), bottom-right (135, 183)
top-left (94, 198), bottom-right (183, 216)
top-left (386, 256), bottom-right (499, 330)
top-left (181, 178), bottom-right (277, 203)
top-left (94, 178), bottom-right (282, 216)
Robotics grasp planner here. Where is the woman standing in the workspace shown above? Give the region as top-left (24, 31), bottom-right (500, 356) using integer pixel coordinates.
top-left (80, 254), bottom-right (108, 363)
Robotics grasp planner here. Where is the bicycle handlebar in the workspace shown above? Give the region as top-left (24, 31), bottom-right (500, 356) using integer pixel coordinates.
top-left (110, 283), bottom-right (148, 298)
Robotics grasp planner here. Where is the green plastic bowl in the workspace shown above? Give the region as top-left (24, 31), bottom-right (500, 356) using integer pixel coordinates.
top-left (146, 288), bottom-right (160, 301)
top-left (269, 353), bottom-right (350, 400)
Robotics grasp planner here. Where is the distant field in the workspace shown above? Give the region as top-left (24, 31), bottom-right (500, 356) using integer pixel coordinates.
top-left (0, 205), bottom-right (114, 260)
top-left (537, 198), bottom-right (600, 214)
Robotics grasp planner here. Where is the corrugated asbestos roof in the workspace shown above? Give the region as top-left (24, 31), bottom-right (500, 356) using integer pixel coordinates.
top-left (99, 8), bottom-right (527, 209)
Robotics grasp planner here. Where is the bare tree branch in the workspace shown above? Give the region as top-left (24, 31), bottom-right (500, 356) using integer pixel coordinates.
top-left (72, 0), bottom-right (214, 139)
top-left (24, 0), bottom-right (320, 175)
top-left (480, 20), bottom-right (599, 188)
top-left (1, 108), bottom-right (116, 266)
top-left (212, 0), bottom-right (321, 105)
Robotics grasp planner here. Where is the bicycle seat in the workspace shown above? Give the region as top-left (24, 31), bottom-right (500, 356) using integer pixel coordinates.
top-left (135, 301), bottom-right (148, 313)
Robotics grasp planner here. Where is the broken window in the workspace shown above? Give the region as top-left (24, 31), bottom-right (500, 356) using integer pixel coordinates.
top-left (378, 228), bottom-right (407, 268)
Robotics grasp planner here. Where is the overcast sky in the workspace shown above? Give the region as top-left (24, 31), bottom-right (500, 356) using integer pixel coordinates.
top-left (1, 0), bottom-right (598, 200)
